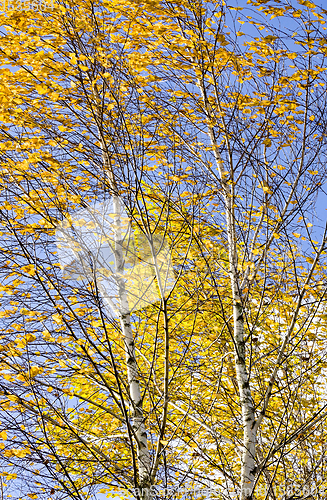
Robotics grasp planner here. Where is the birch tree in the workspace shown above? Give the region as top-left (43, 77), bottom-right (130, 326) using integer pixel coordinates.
top-left (1, 0), bottom-right (327, 499)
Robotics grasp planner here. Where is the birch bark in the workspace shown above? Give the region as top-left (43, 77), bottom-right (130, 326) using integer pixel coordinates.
top-left (197, 77), bottom-right (257, 499)
top-left (111, 194), bottom-right (151, 496)
top-left (94, 110), bottom-right (151, 497)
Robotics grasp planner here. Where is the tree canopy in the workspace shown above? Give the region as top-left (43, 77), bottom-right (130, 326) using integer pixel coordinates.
top-left (1, 0), bottom-right (327, 499)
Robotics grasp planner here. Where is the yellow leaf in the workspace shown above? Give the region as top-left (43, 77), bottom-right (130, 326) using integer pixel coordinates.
top-left (258, 181), bottom-right (273, 194)
top-left (273, 233), bottom-right (280, 239)
top-left (29, 366), bottom-right (43, 378)
top-left (4, 448), bottom-right (29, 458)
top-left (15, 449), bottom-right (29, 458)
top-left (21, 264), bottom-right (35, 276)
top-left (42, 330), bottom-right (55, 341)
top-left (298, 0), bottom-right (316, 8)
top-left (6, 473), bottom-right (17, 480)
top-left (0, 430), bottom-right (7, 440)
top-left (309, 115), bottom-right (315, 121)
top-left (25, 334), bottom-right (36, 343)
top-left (52, 313), bottom-right (63, 324)
top-left (36, 85), bottom-right (48, 95)
top-left (0, 308), bottom-right (17, 318)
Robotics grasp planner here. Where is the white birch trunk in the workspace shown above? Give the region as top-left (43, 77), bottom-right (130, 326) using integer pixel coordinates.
top-left (233, 301), bottom-right (256, 499)
top-left (111, 195), bottom-right (151, 496)
top-left (224, 184), bottom-right (256, 500)
top-left (93, 105), bottom-right (151, 497)
top-left (197, 76), bottom-right (257, 499)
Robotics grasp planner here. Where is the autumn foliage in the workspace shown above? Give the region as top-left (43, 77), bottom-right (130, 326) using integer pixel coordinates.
top-left (1, 0), bottom-right (327, 499)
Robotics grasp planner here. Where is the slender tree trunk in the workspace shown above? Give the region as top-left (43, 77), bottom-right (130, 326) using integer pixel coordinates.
top-left (111, 195), bottom-right (151, 497)
top-left (224, 185), bottom-right (256, 500)
top-left (233, 301), bottom-right (256, 499)
top-left (95, 110), bottom-right (151, 494)
top-left (92, 93), bottom-right (152, 495)
top-left (197, 76), bottom-right (257, 499)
